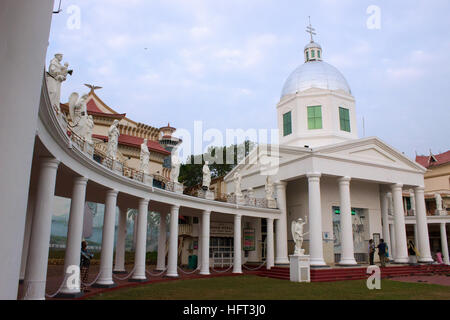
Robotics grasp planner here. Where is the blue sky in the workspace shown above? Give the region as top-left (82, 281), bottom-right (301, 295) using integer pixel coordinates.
top-left (47, 0), bottom-right (450, 159)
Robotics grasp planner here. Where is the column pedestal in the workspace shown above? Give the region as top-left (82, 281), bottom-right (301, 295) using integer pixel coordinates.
top-left (289, 255), bottom-right (310, 283)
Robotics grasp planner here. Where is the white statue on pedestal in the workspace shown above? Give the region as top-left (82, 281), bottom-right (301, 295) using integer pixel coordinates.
top-left (107, 120), bottom-right (120, 160)
top-left (170, 151), bottom-right (181, 183)
top-left (202, 161), bottom-right (211, 190)
top-left (85, 115), bottom-right (94, 144)
top-left (435, 193), bottom-right (443, 212)
top-left (68, 92), bottom-right (89, 138)
top-left (291, 217), bottom-right (308, 255)
top-left (140, 139), bottom-right (150, 175)
top-left (47, 53), bottom-right (72, 113)
top-left (265, 176), bottom-right (275, 201)
top-left (234, 171), bottom-right (242, 197)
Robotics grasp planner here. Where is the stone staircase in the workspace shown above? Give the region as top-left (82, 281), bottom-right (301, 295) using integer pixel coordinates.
top-left (257, 264), bottom-right (450, 282)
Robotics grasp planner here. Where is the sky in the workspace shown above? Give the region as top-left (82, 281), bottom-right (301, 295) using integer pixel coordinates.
top-left (47, 0), bottom-right (450, 160)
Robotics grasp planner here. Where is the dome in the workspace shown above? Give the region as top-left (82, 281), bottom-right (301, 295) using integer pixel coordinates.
top-left (304, 41), bottom-right (322, 50)
top-left (281, 61), bottom-right (352, 99)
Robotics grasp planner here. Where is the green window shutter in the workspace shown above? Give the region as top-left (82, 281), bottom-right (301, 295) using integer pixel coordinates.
top-left (318, 50), bottom-right (321, 58)
top-left (306, 51), bottom-right (309, 61)
top-left (311, 50), bottom-right (315, 58)
top-left (283, 111), bottom-right (292, 136)
top-left (307, 106), bottom-right (322, 130)
top-left (339, 107), bottom-right (351, 132)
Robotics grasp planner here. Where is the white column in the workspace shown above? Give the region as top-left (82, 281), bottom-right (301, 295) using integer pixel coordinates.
top-left (167, 205), bottom-right (180, 277)
top-left (233, 214), bottom-right (243, 273)
top-left (114, 207), bottom-right (128, 273)
top-left (307, 173), bottom-right (326, 266)
top-left (414, 187), bottom-right (433, 262)
top-left (391, 184), bottom-right (408, 263)
top-left (95, 190), bottom-right (118, 287)
top-left (20, 193), bottom-right (36, 281)
top-left (380, 192), bottom-right (392, 259)
top-left (440, 223), bottom-right (449, 265)
top-left (274, 181), bottom-right (289, 264)
top-left (389, 223), bottom-right (396, 261)
top-left (132, 199), bottom-right (149, 281)
top-left (60, 177), bottom-right (88, 296)
top-left (197, 217), bottom-right (202, 270)
top-left (0, 0), bottom-right (54, 300)
top-left (23, 158), bottom-right (60, 300)
top-left (338, 177), bottom-right (357, 265)
top-left (266, 218), bottom-right (275, 270)
top-left (247, 218), bottom-right (259, 262)
top-left (200, 210), bottom-right (211, 275)
top-left (156, 212), bottom-right (167, 271)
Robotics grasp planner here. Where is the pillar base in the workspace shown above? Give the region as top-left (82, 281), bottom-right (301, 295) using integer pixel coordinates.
top-left (394, 258), bottom-right (409, 264)
top-left (418, 258), bottom-right (434, 263)
top-left (337, 263), bottom-right (360, 267)
top-left (56, 291), bottom-right (84, 299)
top-left (92, 282), bottom-right (117, 289)
top-left (165, 273), bottom-right (179, 278)
top-left (129, 278), bottom-right (147, 283)
top-left (113, 270), bottom-right (127, 274)
top-left (199, 270), bottom-right (210, 275)
top-left (338, 259), bottom-right (358, 266)
top-left (274, 258), bottom-right (290, 265)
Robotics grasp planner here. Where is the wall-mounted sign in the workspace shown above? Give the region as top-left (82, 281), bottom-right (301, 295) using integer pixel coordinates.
top-left (210, 222), bottom-right (234, 237)
top-left (243, 229), bottom-right (256, 251)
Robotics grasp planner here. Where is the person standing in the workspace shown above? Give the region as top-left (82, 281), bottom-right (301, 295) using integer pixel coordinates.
top-left (80, 240), bottom-right (94, 292)
top-left (368, 239), bottom-right (375, 265)
top-left (377, 239), bottom-right (387, 268)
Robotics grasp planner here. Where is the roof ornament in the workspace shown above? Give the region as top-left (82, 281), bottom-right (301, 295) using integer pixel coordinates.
top-left (306, 16), bottom-right (317, 43)
top-left (84, 84), bottom-right (103, 92)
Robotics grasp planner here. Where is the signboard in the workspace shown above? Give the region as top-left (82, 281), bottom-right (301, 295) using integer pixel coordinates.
top-left (210, 222), bottom-right (234, 237)
top-left (243, 228), bottom-right (256, 251)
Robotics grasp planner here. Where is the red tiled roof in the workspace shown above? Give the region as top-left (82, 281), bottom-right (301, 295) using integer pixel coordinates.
top-left (93, 134), bottom-right (171, 155)
top-left (415, 150), bottom-right (450, 168)
top-left (60, 101), bottom-right (126, 120)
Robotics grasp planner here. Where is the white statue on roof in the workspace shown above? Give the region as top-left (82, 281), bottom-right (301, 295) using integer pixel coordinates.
top-left (202, 161), bottom-right (211, 190)
top-left (47, 53), bottom-right (72, 113)
top-left (435, 193), bottom-right (443, 212)
top-left (234, 171), bottom-right (242, 197)
top-left (68, 92), bottom-right (89, 138)
top-left (107, 120), bottom-right (120, 160)
top-left (140, 139), bottom-right (150, 175)
top-left (170, 150), bottom-right (181, 183)
top-left (265, 176), bottom-right (275, 201)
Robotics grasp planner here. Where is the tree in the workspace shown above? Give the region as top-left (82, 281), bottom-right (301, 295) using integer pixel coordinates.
top-left (179, 140), bottom-right (255, 188)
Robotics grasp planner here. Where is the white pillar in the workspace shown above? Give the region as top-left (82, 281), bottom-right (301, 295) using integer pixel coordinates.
top-left (414, 187), bottom-right (433, 262)
top-left (338, 177), bottom-right (357, 265)
top-left (307, 173), bottom-right (326, 266)
top-left (167, 205), bottom-right (180, 277)
top-left (266, 218), bottom-right (275, 270)
top-left (274, 181), bottom-right (289, 264)
top-left (247, 218), bottom-right (259, 262)
top-left (20, 193), bottom-right (36, 281)
top-left (389, 223), bottom-right (396, 261)
top-left (95, 190), bottom-right (118, 287)
top-left (197, 217), bottom-right (202, 270)
top-left (233, 214), bottom-right (242, 273)
top-left (440, 223), bottom-right (449, 265)
top-left (132, 199), bottom-right (149, 281)
top-left (0, 0), bottom-right (54, 300)
top-left (23, 158), bottom-right (60, 300)
top-left (380, 192), bottom-right (392, 259)
top-left (60, 177), bottom-right (88, 296)
top-left (114, 207), bottom-right (128, 273)
top-left (156, 212), bottom-right (167, 271)
top-left (200, 210), bottom-right (211, 275)
top-left (391, 184), bottom-right (408, 263)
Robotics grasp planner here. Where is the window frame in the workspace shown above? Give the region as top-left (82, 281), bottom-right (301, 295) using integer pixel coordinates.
top-left (339, 107), bottom-right (351, 132)
top-left (307, 106), bottom-right (323, 130)
top-left (283, 111), bottom-right (292, 136)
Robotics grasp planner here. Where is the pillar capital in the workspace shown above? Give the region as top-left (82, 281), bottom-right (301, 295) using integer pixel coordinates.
top-left (338, 176), bottom-right (351, 184)
top-left (414, 186), bottom-right (425, 192)
top-left (139, 198), bottom-right (150, 207)
top-left (307, 172), bottom-right (321, 180)
top-left (171, 204), bottom-right (180, 211)
top-left (391, 183), bottom-right (403, 190)
top-left (203, 210), bottom-right (211, 216)
top-left (274, 180), bottom-right (287, 188)
top-left (73, 176), bottom-right (88, 186)
top-left (106, 189), bottom-right (119, 197)
top-left (39, 157), bottom-right (60, 169)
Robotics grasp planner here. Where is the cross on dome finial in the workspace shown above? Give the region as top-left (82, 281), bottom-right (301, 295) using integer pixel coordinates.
top-left (306, 16), bottom-right (317, 43)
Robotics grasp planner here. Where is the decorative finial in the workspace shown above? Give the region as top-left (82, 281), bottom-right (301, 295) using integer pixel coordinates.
top-left (306, 16), bottom-right (317, 43)
top-left (84, 84), bottom-right (103, 92)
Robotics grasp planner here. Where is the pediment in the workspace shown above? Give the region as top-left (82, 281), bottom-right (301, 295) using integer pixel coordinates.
top-left (316, 138), bottom-right (426, 172)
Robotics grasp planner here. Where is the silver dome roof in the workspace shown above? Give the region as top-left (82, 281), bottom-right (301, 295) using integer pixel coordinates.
top-left (304, 41), bottom-right (322, 50)
top-left (281, 61), bottom-right (352, 98)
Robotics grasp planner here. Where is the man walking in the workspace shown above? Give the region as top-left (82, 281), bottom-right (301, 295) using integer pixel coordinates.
top-left (368, 239), bottom-right (375, 265)
top-left (377, 239), bottom-right (387, 268)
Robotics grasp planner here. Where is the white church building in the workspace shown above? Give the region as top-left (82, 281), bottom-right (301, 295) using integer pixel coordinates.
top-left (224, 32), bottom-right (446, 267)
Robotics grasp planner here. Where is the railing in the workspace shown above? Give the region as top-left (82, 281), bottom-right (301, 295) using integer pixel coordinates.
top-left (212, 251), bottom-right (233, 268)
top-left (56, 109), bottom-right (277, 209)
top-left (179, 224), bottom-right (193, 236)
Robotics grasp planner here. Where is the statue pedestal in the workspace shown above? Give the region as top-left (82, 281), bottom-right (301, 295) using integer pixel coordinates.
top-left (143, 174), bottom-right (153, 186)
top-left (236, 195), bottom-right (246, 206)
top-left (84, 142), bottom-right (94, 158)
top-left (174, 182), bottom-right (184, 194)
top-left (289, 255), bottom-right (310, 283)
top-left (198, 189), bottom-right (215, 200)
top-left (267, 199), bottom-right (277, 209)
top-left (436, 210), bottom-right (447, 216)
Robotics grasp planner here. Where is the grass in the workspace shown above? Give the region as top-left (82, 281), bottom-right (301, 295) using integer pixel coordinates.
top-left (88, 275), bottom-right (450, 300)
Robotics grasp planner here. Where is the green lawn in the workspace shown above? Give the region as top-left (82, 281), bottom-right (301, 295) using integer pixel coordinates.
top-left (88, 275), bottom-right (450, 300)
